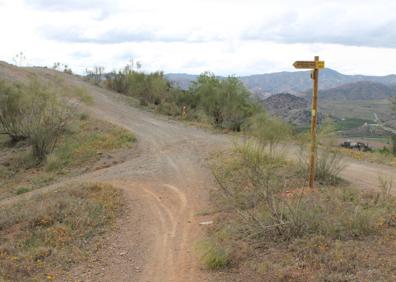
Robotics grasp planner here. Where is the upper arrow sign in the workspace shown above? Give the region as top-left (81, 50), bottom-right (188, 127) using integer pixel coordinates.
top-left (293, 61), bottom-right (325, 69)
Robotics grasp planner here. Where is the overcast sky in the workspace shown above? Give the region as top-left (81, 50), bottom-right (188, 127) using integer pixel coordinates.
top-left (1, 0), bottom-right (396, 75)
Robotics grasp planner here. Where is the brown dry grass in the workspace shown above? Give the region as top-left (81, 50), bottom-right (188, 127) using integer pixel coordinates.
top-left (0, 182), bottom-right (124, 281)
top-left (206, 145), bottom-right (396, 281)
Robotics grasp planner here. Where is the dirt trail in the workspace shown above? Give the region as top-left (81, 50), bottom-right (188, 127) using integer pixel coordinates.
top-left (1, 65), bottom-right (396, 281)
top-left (68, 79), bottom-right (396, 281)
top-left (59, 81), bottom-right (229, 281)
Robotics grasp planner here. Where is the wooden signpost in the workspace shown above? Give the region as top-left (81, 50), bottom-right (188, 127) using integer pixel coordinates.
top-left (293, 56), bottom-right (325, 189)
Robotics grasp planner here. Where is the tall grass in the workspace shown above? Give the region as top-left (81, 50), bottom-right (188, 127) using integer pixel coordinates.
top-left (213, 142), bottom-right (395, 242)
top-left (297, 146), bottom-right (345, 185)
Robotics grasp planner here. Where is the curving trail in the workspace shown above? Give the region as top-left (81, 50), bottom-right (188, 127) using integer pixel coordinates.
top-left (63, 79), bottom-right (229, 281)
top-left (1, 66), bottom-right (395, 281)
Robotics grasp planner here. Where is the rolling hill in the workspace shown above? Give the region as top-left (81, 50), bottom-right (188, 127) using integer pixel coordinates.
top-left (166, 69), bottom-right (396, 95)
top-left (308, 81), bottom-right (396, 101)
top-left (261, 93), bottom-right (325, 126)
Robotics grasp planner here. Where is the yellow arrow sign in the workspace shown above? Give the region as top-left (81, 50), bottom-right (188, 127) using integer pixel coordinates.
top-left (293, 61), bottom-right (325, 69)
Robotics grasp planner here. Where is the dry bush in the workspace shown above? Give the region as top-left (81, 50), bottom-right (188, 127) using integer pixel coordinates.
top-left (378, 176), bottom-right (393, 201)
top-left (296, 119), bottom-right (345, 185)
top-left (213, 143), bottom-right (395, 243)
top-left (245, 113), bottom-right (291, 158)
top-left (213, 142), bottom-right (305, 241)
top-left (297, 146), bottom-right (345, 185)
top-left (209, 120), bottom-right (396, 280)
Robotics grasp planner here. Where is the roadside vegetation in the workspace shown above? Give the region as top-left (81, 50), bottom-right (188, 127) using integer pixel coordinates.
top-left (0, 67), bottom-right (134, 281)
top-left (336, 145), bottom-right (396, 166)
top-left (0, 79), bottom-right (77, 161)
top-left (0, 183), bottom-right (123, 281)
top-left (202, 117), bottom-right (396, 280)
top-left (0, 79), bottom-right (135, 201)
top-left (0, 114), bottom-right (134, 201)
top-left (104, 63), bottom-right (261, 131)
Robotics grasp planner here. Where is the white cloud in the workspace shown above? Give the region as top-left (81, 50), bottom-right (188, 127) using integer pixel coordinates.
top-left (0, 0), bottom-right (395, 75)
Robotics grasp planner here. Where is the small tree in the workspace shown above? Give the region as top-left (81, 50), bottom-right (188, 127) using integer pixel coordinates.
top-left (25, 81), bottom-right (73, 162)
top-left (0, 79), bottom-right (73, 162)
top-left (189, 72), bottom-right (222, 126)
top-left (220, 77), bottom-right (257, 131)
top-left (190, 73), bottom-right (256, 130)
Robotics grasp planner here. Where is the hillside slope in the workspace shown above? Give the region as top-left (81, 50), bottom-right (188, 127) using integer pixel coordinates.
top-left (315, 81), bottom-right (396, 101)
top-left (262, 93), bottom-right (324, 126)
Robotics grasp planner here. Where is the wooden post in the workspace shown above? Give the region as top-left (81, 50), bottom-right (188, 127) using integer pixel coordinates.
top-left (309, 56), bottom-right (320, 189)
top-left (293, 56), bottom-right (324, 189)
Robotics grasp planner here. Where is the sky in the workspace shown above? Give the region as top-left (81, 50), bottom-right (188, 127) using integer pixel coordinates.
top-left (1, 0), bottom-right (396, 76)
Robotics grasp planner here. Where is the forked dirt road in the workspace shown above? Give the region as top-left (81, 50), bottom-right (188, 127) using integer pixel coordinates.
top-left (1, 66), bottom-right (396, 281)
top-left (75, 86), bottom-right (230, 281)
top-left (71, 78), bottom-right (396, 281)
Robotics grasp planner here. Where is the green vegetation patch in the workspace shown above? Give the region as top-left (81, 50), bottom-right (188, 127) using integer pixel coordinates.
top-left (105, 65), bottom-right (262, 132)
top-left (206, 142), bottom-right (396, 280)
top-left (0, 183), bottom-right (123, 281)
top-left (334, 117), bottom-right (372, 131)
top-left (0, 115), bottom-right (135, 201)
top-left (46, 116), bottom-right (135, 172)
top-left (196, 239), bottom-right (231, 270)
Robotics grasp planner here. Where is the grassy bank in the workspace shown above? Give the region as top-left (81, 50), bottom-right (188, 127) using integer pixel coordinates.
top-left (0, 183), bottom-right (124, 281)
top-left (200, 143), bottom-right (396, 281)
top-left (0, 114), bottom-right (135, 200)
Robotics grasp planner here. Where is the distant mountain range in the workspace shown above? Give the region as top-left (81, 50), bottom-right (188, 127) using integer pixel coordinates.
top-left (304, 81), bottom-right (396, 101)
top-left (165, 69), bottom-right (396, 95)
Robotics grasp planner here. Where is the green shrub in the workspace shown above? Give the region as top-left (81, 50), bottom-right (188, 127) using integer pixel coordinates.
top-left (157, 102), bottom-right (180, 116)
top-left (106, 66), bottom-right (170, 105)
top-left (245, 113), bottom-right (291, 157)
top-left (25, 81), bottom-right (74, 162)
top-left (189, 73), bottom-right (258, 131)
top-left (15, 187), bottom-right (30, 195)
top-left (0, 80), bottom-right (29, 142)
top-left (105, 67), bottom-right (261, 131)
top-left (298, 147), bottom-right (345, 185)
top-left (196, 240), bottom-right (231, 269)
top-left (0, 80), bottom-right (74, 163)
top-left (213, 143), bottom-right (396, 242)
top-left (316, 150), bottom-right (345, 185)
